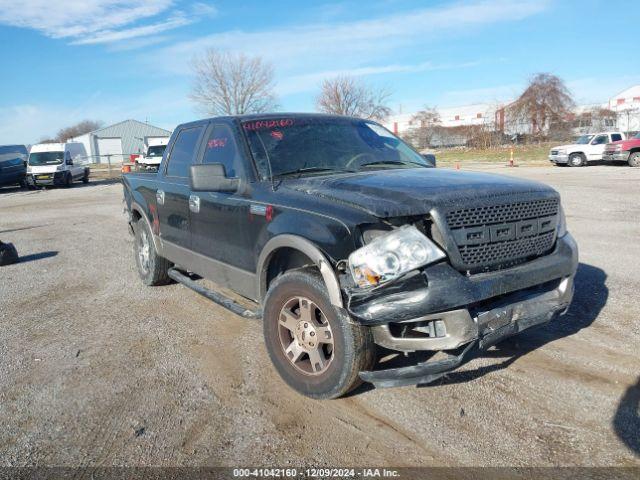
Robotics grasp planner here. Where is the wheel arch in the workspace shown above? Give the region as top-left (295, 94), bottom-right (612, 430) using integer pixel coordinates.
top-left (130, 202), bottom-right (162, 252)
top-left (257, 235), bottom-right (343, 308)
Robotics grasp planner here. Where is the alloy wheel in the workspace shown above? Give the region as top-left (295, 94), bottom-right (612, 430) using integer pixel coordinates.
top-left (278, 296), bottom-right (334, 375)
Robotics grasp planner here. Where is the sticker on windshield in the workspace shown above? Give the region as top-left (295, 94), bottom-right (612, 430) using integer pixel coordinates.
top-left (243, 119), bottom-right (294, 131)
top-left (365, 123), bottom-right (396, 138)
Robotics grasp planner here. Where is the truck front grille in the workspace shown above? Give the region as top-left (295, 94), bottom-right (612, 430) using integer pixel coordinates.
top-left (444, 198), bottom-right (559, 272)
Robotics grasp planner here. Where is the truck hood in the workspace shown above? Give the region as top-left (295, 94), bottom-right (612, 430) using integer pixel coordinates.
top-left (551, 144), bottom-right (580, 151)
top-left (284, 168), bottom-right (558, 218)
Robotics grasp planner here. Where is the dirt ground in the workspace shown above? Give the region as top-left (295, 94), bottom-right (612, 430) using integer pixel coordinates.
top-left (0, 165), bottom-right (638, 468)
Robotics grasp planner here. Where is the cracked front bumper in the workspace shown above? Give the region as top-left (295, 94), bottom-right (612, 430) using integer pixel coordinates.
top-left (354, 234), bottom-right (579, 387)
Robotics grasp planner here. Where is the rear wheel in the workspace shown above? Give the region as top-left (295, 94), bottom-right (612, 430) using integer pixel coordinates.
top-left (628, 152), bottom-right (640, 167)
top-left (82, 169), bottom-right (90, 183)
top-left (568, 153), bottom-right (586, 167)
top-left (263, 270), bottom-right (375, 399)
top-left (133, 218), bottom-right (171, 286)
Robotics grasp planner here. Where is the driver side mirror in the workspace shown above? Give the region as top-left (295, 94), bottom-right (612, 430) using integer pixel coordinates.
top-left (190, 163), bottom-right (239, 192)
top-left (422, 153), bottom-right (436, 167)
top-left (66, 158), bottom-right (73, 165)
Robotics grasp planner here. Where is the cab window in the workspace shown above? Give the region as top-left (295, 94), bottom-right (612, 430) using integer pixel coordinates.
top-left (611, 133), bottom-right (622, 142)
top-left (201, 124), bottom-right (239, 178)
top-left (166, 126), bottom-right (204, 178)
top-left (591, 135), bottom-right (608, 145)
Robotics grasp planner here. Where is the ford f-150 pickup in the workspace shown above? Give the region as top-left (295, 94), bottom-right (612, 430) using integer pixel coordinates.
top-left (122, 114), bottom-right (579, 399)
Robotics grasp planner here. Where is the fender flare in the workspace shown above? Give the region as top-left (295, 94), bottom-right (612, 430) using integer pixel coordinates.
top-left (130, 201), bottom-right (162, 253)
top-left (257, 235), bottom-right (343, 308)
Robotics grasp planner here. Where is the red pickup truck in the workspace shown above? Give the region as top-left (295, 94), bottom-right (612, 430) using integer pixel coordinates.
top-left (603, 132), bottom-right (640, 167)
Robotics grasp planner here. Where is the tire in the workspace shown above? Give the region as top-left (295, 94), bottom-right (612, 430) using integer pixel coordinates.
top-left (628, 152), bottom-right (640, 167)
top-left (568, 153), bottom-right (586, 167)
top-left (64, 172), bottom-right (72, 187)
top-left (82, 169), bottom-right (90, 183)
top-left (133, 218), bottom-right (171, 286)
top-left (263, 269), bottom-right (375, 399)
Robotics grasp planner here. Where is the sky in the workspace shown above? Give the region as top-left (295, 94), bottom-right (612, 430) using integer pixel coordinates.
top-left (0, 0), bottom-right (638, 144)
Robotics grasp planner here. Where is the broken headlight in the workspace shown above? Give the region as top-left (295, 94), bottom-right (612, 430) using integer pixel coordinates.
top-left (348, 225), bottom-right (445, 288)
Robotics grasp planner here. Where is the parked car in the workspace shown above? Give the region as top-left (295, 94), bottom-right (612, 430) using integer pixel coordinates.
top-left (0, 144), bottom-right (28, 188)
top-left (549, 131), bottom-right (625, 166)
top-left (27, 142), bottom-right (90, 187)
top-left (123, 114), bottom-right (578, 399)
top-left (602, 131), bottom-right (640, 167)
top-left (136, 138), bottom-right (169, 171)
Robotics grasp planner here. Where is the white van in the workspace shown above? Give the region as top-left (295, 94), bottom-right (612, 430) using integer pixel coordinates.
top-left (27, 142), bottom-right (90, 187)
top-left (136, 137), bottom-right (169, 170)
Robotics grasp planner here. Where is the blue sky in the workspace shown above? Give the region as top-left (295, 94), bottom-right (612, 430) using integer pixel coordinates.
top-left (0, 0), bottom-right (638, 144)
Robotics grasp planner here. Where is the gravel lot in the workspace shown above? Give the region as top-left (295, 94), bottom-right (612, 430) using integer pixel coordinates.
top-left (0, 166), bottom-right (639, 468)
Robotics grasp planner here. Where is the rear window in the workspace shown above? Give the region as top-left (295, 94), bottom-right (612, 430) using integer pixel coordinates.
top-left (611, 134), bottom-right (622, 142)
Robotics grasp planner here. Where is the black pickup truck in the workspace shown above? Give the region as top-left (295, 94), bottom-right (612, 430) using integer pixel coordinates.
top-left (122, 114), bottom-right (578, 399)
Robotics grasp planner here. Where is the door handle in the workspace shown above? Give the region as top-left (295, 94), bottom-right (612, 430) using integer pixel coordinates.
top-left (156, 190), bottom-right (165, 205)
top-left (189, 194), bottom-right (200, 213)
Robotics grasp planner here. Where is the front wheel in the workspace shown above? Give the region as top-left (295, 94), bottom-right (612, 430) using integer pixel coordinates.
top-left (82, 169), bottom-right (90, 183)
top-left (263, 270), bottom-right (375, 399)
top-left (568, 153), bottom-right (586, 167)
top-left (628, 152), bottom-right (640, 167)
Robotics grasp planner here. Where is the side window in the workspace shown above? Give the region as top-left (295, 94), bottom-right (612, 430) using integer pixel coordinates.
top-left (611, 134), bottom-right (622, 142)
top-left (202, 124), bottom-right (239, 178)
top-left (166, 126), bottom-right (204, 178)
top-left (592, 135), bottom-right (608, 145)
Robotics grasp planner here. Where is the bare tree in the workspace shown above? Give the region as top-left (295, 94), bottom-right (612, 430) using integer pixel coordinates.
top-left (315, 76), bottom-right (392, 121)
top-left (56, 120), bottom-right (103, 142)
top-left (404, 106), bottom-right (441, 148)
top-left (506, 73), bottom-right (574, 137)
top-left (189, 49), bottom-right (278, 116)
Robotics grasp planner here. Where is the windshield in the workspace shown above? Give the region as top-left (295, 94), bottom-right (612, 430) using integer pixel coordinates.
top-left (29, 151), bottom-right (64, 166)
top-left (575, 135), bottom-right (594, 144)
top-left (0, 145), bottom-right (27, 163)
top-left (146, 145), bottom-right (166, 157)
top-left (242, 117), bottom-right (430, 179)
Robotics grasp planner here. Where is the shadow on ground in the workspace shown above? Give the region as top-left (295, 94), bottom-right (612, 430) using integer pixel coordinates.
top-left (613, 377), bottom-right (640, 457)
top-left (19, 251), bottom-right (58, 263)
top-left (349, 262), bottom-right (608, 397)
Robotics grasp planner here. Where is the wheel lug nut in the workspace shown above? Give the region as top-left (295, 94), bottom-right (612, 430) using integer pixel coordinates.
top-left (310, 331), bottom-right (315, 336)
top-left (304, 323), bottom-right (308, 328)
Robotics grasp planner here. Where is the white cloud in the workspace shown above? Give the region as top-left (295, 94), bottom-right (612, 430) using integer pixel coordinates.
top-left (157, 0), bottom-right (549, 75)
top-left (277, 61), bottom-right (481, 95)
top-left (0, 0), bottom-right (216, 46)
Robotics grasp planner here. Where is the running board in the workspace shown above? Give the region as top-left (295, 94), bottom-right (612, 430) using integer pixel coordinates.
top-left (167, 268), bottom-right (262, 319)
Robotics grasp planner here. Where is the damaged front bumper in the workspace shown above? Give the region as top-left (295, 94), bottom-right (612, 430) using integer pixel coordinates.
top-left (352, 233), bottom-right (579, 387)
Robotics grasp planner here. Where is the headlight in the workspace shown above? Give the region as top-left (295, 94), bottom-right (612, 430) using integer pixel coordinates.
top-left (348, 225), bottom-right (446, 288)
top-left (26, 166), bottom-right (32, 173)
top-left (557, 205), bottom-right (567, 237)
top-left (557, 149), bottom-right (566, 155)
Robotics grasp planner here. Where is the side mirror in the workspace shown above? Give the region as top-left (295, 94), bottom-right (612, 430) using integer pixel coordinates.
top-left (422, 153), bottom-right (436, 167)
top-left (66, 158), bottom-right (73, 165)
top-left (190, 163), bottom-right (239, 192)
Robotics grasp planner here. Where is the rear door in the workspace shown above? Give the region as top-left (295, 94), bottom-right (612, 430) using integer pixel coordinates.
top-left (157, 125), bottom-right (205, 250)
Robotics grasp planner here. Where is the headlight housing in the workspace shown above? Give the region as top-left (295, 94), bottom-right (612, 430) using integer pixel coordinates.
top-left (557, 148), bottom-right (567, 155)
top-left (348, 225), bottom-right (446, 288)
top-left (26, 166), bottom-right (32, 173)
top-left (557, 205), bottom-right (567, 237)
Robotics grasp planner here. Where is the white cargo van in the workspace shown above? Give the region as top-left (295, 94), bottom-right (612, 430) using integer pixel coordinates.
top-left (27, 142), bottom-right (90, 187)
top-left (136, 137), bottom-right (169, 170)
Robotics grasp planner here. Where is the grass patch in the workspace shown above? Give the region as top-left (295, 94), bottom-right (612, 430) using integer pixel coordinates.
top-left (435, 143), bottom-right (554, 166)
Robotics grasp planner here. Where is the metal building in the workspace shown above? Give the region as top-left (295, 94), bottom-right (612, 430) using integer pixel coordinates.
top-left (71, 119), bottom-right (172, 164)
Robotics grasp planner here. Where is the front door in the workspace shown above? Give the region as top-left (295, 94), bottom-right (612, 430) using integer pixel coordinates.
top-left (189, 123), bottom-right (255, 296)
top-left (587, 134), bottom-right (609, 161)
top-left (158, 125), bottom-right (205, 249)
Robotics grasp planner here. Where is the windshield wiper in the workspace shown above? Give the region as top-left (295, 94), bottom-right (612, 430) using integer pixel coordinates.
top-left (274, 167), bottom-right (355, 178)
top-left (359, 160), bottom-right (426, 168)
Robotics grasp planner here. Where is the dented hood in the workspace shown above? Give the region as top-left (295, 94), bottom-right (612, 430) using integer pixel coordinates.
top-left (284, 168), bottom-right (558, 218)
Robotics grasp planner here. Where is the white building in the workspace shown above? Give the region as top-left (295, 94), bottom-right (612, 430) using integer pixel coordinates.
top-left (607, 85), bottom-right (640, 133)
top-left (71, 119), bottom-right (172, 164)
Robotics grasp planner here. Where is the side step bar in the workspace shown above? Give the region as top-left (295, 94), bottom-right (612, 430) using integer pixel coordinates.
top-left (167, 268), bottom-right (262, 319)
